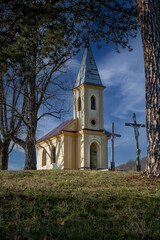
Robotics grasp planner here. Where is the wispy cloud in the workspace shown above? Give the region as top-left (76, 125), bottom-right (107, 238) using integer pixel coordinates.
top-left (98, 35), bottom-right (147, 163)
top-left (14, 144), bottom-right (24, 153)
top-left (99, 36), bottom-right (145, 119)
top-left (66, 58), bottom-right (80, 73)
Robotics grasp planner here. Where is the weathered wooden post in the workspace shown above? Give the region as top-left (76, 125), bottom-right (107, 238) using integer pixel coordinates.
top-left (110, 122), bottom-right (121, 171)
top-left (125, 113), bottom-right (145, 171)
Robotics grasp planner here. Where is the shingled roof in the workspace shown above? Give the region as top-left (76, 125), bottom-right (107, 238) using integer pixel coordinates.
top-left (74, 45), bottom-right (104, 88)
top-left (37, 118), bottom-right (74, 142)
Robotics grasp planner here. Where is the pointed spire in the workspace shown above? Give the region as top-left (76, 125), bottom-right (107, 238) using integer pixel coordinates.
top-left (74, 45), bottom-right (104, 88)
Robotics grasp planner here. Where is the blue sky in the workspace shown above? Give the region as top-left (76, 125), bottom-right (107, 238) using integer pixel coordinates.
top-left (9, 33), bottom-right (147, 170)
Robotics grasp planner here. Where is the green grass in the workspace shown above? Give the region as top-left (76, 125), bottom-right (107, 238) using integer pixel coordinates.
top-left (0, 170), bottom-right (160, 240)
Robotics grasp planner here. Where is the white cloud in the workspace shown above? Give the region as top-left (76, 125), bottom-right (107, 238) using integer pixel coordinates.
top-left (66, 58), bottom-right (80, 72)
top-left (14, 144), bottom-right (24, 153)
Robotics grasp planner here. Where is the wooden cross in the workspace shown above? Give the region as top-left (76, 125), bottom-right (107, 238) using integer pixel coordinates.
top-left (125, 113), bottom-right (145, 171)
top-left (110, 122), bottom-right (121, 171)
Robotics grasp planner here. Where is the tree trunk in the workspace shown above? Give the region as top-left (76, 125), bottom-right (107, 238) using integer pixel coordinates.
top-left (136, 0), bottom-right (160, 177)
top-left (24, 140), bottom-right (36, 170)
top-left (24, 55), bottom-right (37, 170)
top-left (0, 142), bottom-right (10, 170)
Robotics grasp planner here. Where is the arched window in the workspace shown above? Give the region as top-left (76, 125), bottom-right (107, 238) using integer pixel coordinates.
top-left (51, 146), bottom-right (56, 164)
top-left (42, 149), bottom-right (46, 167)
top-left (78, 96), bottom-right (81, 111)
top-left (90, 142), bottom-right (97, 169)
top-left (91, 96), bottom-right (96, 110)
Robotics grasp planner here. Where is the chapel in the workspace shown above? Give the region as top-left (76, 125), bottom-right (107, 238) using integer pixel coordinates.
top-left (36, 46), bottom-right (110, 170)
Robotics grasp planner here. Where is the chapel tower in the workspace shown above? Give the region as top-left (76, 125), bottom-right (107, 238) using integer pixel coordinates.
top-left (73, 46), bottom-right (105, 131)
top-left (72, 45), bottom-right (109, 169)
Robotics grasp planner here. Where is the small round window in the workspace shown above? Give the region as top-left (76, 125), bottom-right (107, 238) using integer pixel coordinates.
top-left (91, 119), bottom-right (96, 126)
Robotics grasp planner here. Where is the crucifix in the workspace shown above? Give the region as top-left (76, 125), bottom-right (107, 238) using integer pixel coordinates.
top-left (125, 113), bottom-right (145, 171)
top-left (110, 122), bottom-right (121, 171)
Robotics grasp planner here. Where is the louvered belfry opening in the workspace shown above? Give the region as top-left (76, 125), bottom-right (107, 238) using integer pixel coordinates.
top-left (78, 96), bottom-right (81, 111)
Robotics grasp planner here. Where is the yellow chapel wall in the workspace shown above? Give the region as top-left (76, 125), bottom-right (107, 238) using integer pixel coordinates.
top-left (77, 132), bottom-right (85, 169)
top-left (63, 133), bottom-right (76, 169)
top-left (36, 135), bottom-right (65, 170)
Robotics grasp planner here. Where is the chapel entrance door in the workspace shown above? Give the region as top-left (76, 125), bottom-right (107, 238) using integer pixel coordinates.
top-left (90, 143), bottom-right (97, 169)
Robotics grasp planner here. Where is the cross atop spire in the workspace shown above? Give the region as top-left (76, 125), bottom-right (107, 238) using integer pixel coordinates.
top-left (74, 45), bottom-right (104, 88)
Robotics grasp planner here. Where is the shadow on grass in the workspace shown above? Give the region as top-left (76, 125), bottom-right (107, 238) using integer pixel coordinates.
top-left (1, 190), bottom-right (160, 240)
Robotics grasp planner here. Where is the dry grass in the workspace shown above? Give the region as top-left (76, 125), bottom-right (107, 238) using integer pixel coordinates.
top-left (0, 170), bottom-right (160, 240)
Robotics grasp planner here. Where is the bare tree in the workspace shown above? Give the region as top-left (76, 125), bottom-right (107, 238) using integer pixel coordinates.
top-left (10, 53), bottom-right (72, 170)
top-left (0, 67), bottom-right (26, 170)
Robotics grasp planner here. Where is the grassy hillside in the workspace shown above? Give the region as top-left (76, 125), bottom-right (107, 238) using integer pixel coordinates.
top-left (116, 157), bottom-right (147, 171)
top-left (0, 170), bottom-right (160, 240)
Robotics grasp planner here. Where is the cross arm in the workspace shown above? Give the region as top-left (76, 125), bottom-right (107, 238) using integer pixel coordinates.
top-left (115, 134), bottom-right (121, 137)
top-left (111, 133), bottom-right (121, 138)
top-left (137, 124), bottom-right (145, 128)
top-left (125, 123), bottom-right (145, 128)
top-left (125, 123), bottom-right (135, 127)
